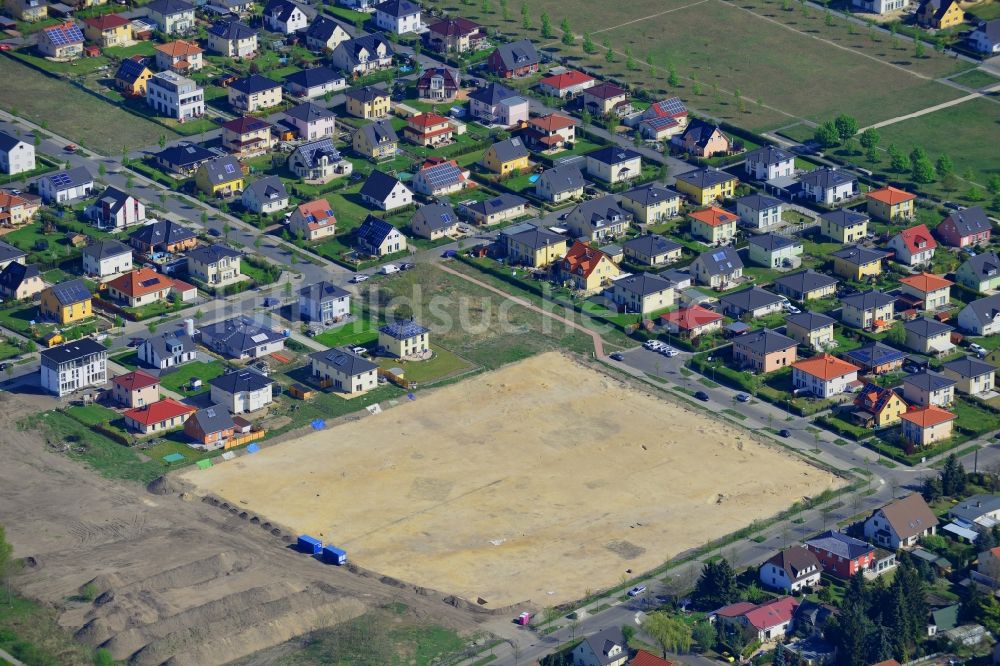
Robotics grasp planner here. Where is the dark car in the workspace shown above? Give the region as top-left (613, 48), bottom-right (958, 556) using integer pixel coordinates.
top-left (127, 337), bottom-right (144, 348)
top-left (442, 249), bottom-right (457, 258)
top-left (263, 297), bottom-right (281, 307)
top-left (779, 429), bottom-right (791, 438)
top-left (610, 352), bottom-right (624, 361)
top-left (694, 391), bottom-right (710, 402)
top-left (399, 262), bottom-right (414, 271)
top-left (0, 361), bottom-right (9, 372)
top-left (208, 228), bottom-right (222, 237)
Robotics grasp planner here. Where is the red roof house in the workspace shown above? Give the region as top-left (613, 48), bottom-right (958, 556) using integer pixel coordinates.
top-left (537, 69), bottom-right (595, 98)
top-left (123, 398), bottom-right (196, 434)
top-left (715, 597), bottom-right (800, 642)
top-left (111, 370), bottom-right (160, 408)
top-left (402, 113), bottom-right (454, 147)
top-left (105, 267), bottom-right (196, 307)
top-left (660, 304), bottom-right (724, 337)
top-left (888, 223), bottom-right (937, 267)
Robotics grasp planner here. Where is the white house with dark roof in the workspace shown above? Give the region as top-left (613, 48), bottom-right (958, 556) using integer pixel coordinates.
top-left (864, 493), bottom-right (937, 550)
top-left (263, 0), bottom-right (309, 33)
top-left (942, 357), bottom-right (995, 396)
top-left (241, 175), bottom-right (289, 215)
top-left (797, 168), bottom-right (858, 205)
top-left (584, 147), bottom-right (642, 185)
top-left (719, 286), bottom-right (784, 319)
top-left (284, 66), bottom-right (346, 99)
top-left (299, 280), bottom-right (350, 323)
top-left (378, 319), bottom-right (429, 359)
top-left (618, 183), bottom-right (681, 223)
top-left (564, 196), bottom-right (632, 242)
top-left (902, 318), bottom-right (954, 355)
top-left (138, 329), bottom-right (197, 369)
top-left (409, 203), bottom-right (459, 240)
top-left (759, 546), bottom-right (822, 593)
top-left (200, 315), bottom-right (285, 359)
top-left (745, 145), bottom-right (795, 181)
top-left (535, 163), bottom-right (586, 203)
top-left (0, 131), bottom-right (35, 176)
top-left (462, 193), bottom-right (527, 226)
top-left (571, 627), bottom-right (627, 666)
top-left (610, 272), bottom-right (674, 315)
top-left (82, 239), bottom-right (133, 278)
top-left (359, 170), bottom-right (412, 211)
top-left (331, 34), bottom-right (394, 74)
top-left (146, 0), bottom-right (195, 33)
top-left (206, 17), bottom-right (257, 58)
top-left (310, 347), bottom-right (378, 394)
top-left (970, 19), bottom-right (1000, 53)
top-left (773, 270), bottom-right (838, 302)
top-left (374, 0), bottom-right (421, 34)
top-left (210, 369), bottom-right (275, 414)
top-left (736, 194), bottom-right (783, 229)
top-left (86, 186), bottom-right (146, 230)
top-left (467, 82), bottom-right (529, 126)
top-left (622, 234), bottom-right (682, 267)
top-left (289, 138), bottom-right (352, 184)
top-left (840, 290), bottom-right (895, 330)
top-left (356, 215), bottom-right (406, 257)
top-left (40, 338), bottom-right (108, 397)
top-left (958, 294), bottom-right (1000, 336)
top-left (956, 252), bottom-right (1000, 293)
top-left (187, 244), bottom-right (242, 286)
top-left (691, 247), bottom-right (743, 288)
top-left (284, 101), bottom-right (337, 140)
top-left (228, 74), bottom-right (282, 113)
top-left (37, 167), bottom-right (93, 204)
top-left (747, 233), bottom-right (803, 269)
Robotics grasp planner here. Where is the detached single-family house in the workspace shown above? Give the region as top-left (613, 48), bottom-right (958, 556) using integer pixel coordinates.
top-left (535, 164), bottom-right (586, 203)
top-left (572, 627), bottom-right (628, 666)
top-left (585, 147), bottom-right (642, 185)
top-left (6, 0), bottom-right (47, 22)
top-left (288, 198), bottom-right (336, 241)
top-left (206, 17), bottom-right (257, 58)
top-left (241, 176), bottom-right (289, 215)
top-left (0, 241), bottom-right (25, 271)
top-left (263, 0), bottom-right (309, 34)
top-left (558, 241), bottom-right (620, 294)
top-left (83, 13), bottom-right (131, 47)
top-left (37, 21), bottom-right (84, 59)
top-left (889, 224), bottom-right (937, 267)
top-left (0, 262), bottom-right (43, 301)
top-left (299, 281), bottom-right (350, 323)
top-left (228, 74), bottom-right (282, 113)
top-left (759, 546), bottom-right (822, 593)
top-left (210, 370), bottom-right (275, 414)
top-left (463, 193), bottom-right (527, 226)
top-left (129, 219), bottom-right (197, 254)
top-left (185, 245), bottom-right (242, 287)
top-left (581, 82), bottom-right (629, 117)
top-left (831, 245), bottom-right (887, 281)
top-left (804, 531), bottom-right (876, 579)
top-left (713, 597), bottom-right (800, 643)
top-left (917, 0), bottom-right (964, 28)
top-left (798, 168), bottom-right (858, 205)
top-left (305, 16), bottom-right (350, 52)
top-left (86, 186), bottom-right (145, 230)
top-left (37, 167), bottom-right (93, 204)
top-left (40, 279), bottom-right (92, 324)
top-left (468, 82), bottom-right (529, 126)
top-left (124, 398), bottom-right (196, 435)
top-left (344, 85), bottom-right (391, 119)
top-left (195, 155), bottom-right (245, 197)
top-left (564, 196), bottom-right (632, 242)
top-left (359, 169), bottom-right (412, 211)
top-left (854, 382), bottom-right (908, 427)
top-left (689, 206), bottom-right (738, 245)
top-left (748, 233), bottom-right (803, 269)
top-left (970, 19), bottom-right (1000, 54)
top-left (309, 347), bottom-right (378, 394)
top-left (153, 141), bottom-right (213, 176)
top-left (200, 315), bottom-right (285, 359)
top-left (487, 38), bottom-right (538, 78)
top-left (902, 370), bottom-right (956, 407)
top-left (403, 113), bottom-right (454, 147)
top-left (154, 39), bottom-right (203, 72)
top-left (937, 206), bottom-right (991, 248)
top-left (674, 168), bottom-right (738, 206)
top-left (284, 101), bottom-right (337, 140)
top-left (137, 329), bottom-right (197, 369)
top-left (411, 159), bottom-right (469, 196)
top-left (184, 405), bottom-right (236, 450)
top-left (114, 57), bottom-right (154, 97)
top-left (105, 267), bottom-right (196, 307)
top-left (661, 304), bottom-right (724, 338)
top-left (0, 192), bottom-right (38, 229)
top-left (353, 120), bottom-right (399, 160)
top-left (854, 0), bottom-right (909, 13)
top-left (537, 69), bottom-right (595, 98)
top-left (864, 494), bottom-right (938, 550)
top-left (289, 138), bottom-right (352, 184)
top-left (619, 183), bottom-right (681, 224)
top-left (692, 247), bottom-right (743, 289)
top-left (634, 97), bottom-right (689, 141)
top-left (773, 270), bottom-right (838, 302)
top-left (409, 203), bottom-right (459, 240)
top-left (674, 120), bottom-right (731, 158)
top-left (39, 338), bottom-right (107, 397)
top-left (957, 252), bottom-right (1000, 292)
top-left (736, 194), bottom-right (783, 229)
top-left (844, 342), bottom-right (905, 376)
top-left (745, 145), bottom-right (795, 181)
top-left (622, 234), bottom-right (682, 267)
top-left (416, 67), bottom-right (460, 102)
top-left (899, 273), bottom-right (952, 311)
top-left (719, 286), bottom-right (784, 319)
top-left (840, 289), bottom-right (895, 330)
top-left (356, 214), bottom-right (406, 257)
top-left (958, 294), bottom-right (1000, 336)
top-left (221, 116), bottom-right (274, 158)
top-left (111, 370), bottom-right (160, 408)
top-left (521, 113), bottom-right (577, 152)
top-left (502, 223), bottom-right (567, 267)
top-left (792, 353), bottom-right (860, 398)
top-left (732, 329), bottom-right (797, 373)
top-left (483, 137), bottom-right (530, 176)
top-left (820, 208), bottom-right (869, 243)
top-left (374, 0), bottom-right (421, 35)
top-left (942, 357), bottom-right (995, 396)
top-left (866, 186), bottom-right (916, 222)
top-left (785, 311), bottom-right (836, 350)
top-left (0, 131), bottom-right (36, 176)
top-left (378, 319), bottom-right (429, 359)
top-left (146, 0), bottom-right (195, 34)
top-left (902, 318), bottom-right (954, 355)
top-left (424, 16), bottom-right (485, 53)
top-left (902, 406), bottom-right (957, 447)
top-left (331, 35), bottom-right (394, 75)
top-left (611, 272), bottom-right (674, 315)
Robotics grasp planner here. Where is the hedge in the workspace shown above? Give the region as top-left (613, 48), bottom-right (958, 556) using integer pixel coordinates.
top-left (813, 414), bottom-right (871, 442)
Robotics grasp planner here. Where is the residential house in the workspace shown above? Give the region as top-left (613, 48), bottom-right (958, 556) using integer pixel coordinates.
top-left (611, 272), bottom-right (674, 315)
top-left (792, 353), bottom-right (860, 398)
top-left (585, 147), bottom-right (641, 185)
top-left (521, 113), bottom-right (576, 152)
top-left (304, 16), bottom-right (351, 52)
top-left (39, 279), bottom-right (91, 324)
top-left (674, 120), bottom-right (731, 158)
top-left (483, 137), bottom-right (530, 176)
top-left (287, 198), bottom-right (336, 241)
top-left (501, 223), bottom-right (567, 267)
top-left (359, 169), bottom-right (412, 211)
top-left (39, 338), bottom-right (107, 396)
top-left (154, 40), bottom-right (204, 72)
top-left (298, 281), bottom-right (350, 323)
top-left (719, 286), bottom-right (784, 319)
top-left (558, 241), bottom-right (620, 294)
top-left (619, 183), bottom-right (681, 224)
top-left (820, 208), bottom-right (869, 243)
top-left (958, 294), bottom-right (1000, 336)
top-left (628, 651), bottom-right (673, 666)
top-left (129, 219), bottom-right (197, 254)
top-left (338, 0), bottom-right (377, 8)
top-left (840, 289), bottom-right (895, 330)
top-left (831, 245), bottom-right (888, 281)
top-left (184, 405), bottom-right (236, 449)
top-left (854, 382), bottom-right (908, 428)
top-left (463, 193), bottom-right (527, 226)
top-left (200, 315), bottom-right (284, 359)
top-left (114, 57), bottom-right (153, 97)
top-left (691, 247), bottom-right (743, 288)
top-left (146, 71), bottom-right (204, 121)
top-left (331, 35), bottom-right (393, 75)
top-left (5, 0), bottom-right (46, 21)
top-left (37, 22), bottom-right (83, 59)
top-left (736, 194), bottom-right (783, 229)
top-left (195, 155), bottom-right (244, 197)
top-left (374, 0), bottom-right (420, 34)
top-left (423, 16), bottom-right (484, 53)
top-left (917, 0), bottom-right (964, 28)
top-left (416, 67), bottom-right (459, 102)
top-left (581, 82), bottom-right (629, 116)
top-left (633, 96), bottom-right (688, 141)
top-left (37, 167), bottom-right (93, 203)
top-left (661, 304), bottom-right (724, 338)
top-left (571, 627), bottom-right (627, 666)
top-left (535, 163), bottom-right (586, 203)
top-left (344, 85), bottom-right (391, 119)
top-left (748, 233), bottom-right (803, 269)
top-left (263, 0), bottom-right (308, 33)
top-left (487, 38), bottom-right (538, 78)
top-left (853, 0), bottom-right (909, 13)
top-left (210, 370), bottom-right (275, 414)
top-left (111, 370), bottom-right (160, 408)
top-left (221, 116), bottom-right (274, 159)
top-left (674, 168), bottom-right (738, 206)
top-left (468, 83), bottom-right (529, 126)
top-left (844, 342), bottom-right (905, 375)
top-left (206, 17), bottom-right (257, 58)
top-left (0, 131), bottom-right (35, 176)
top-left (957, 252), bottom-right (1000, 292)
top-left (732, 329), bottom-right (797, 373)
top-left (284, 101), bottom-right (337, 140)
top-left (798, 168), bottom-right (858, 205)
top-left (942, 357), bottom-right (995, 396)
top-left (713, 597), bottom-right (800, 643)
top-left (759, 546), bottom-right (822, 593)
top-left (228, 74), bottom-right (281, 113)
top-left (0, 262), bottom-right (43, 301)
top-left (309, 347), bottom-right (378, 394)
top-left (288, 138), bottom-right (351, 183)
top-left (688, 206), bottom-right (738, 245)
top-left (353, 120), bottom-right (399, 160)
top-left (745, 145), bottom-right (795, 181)
top-left (804, 531), bottom-right (876, 579)
top-left (564, 196), bottom-right (632, 242)
top-left (889, 224), bottom-right (937, 267)
top-left (902, 370), bottom-right (956, 407)
top-left (241, 176), bottom-right (289, 215)
top-left (622, 234), bottom-right (682, 267)
top-left (970, 19), bottom-right (1000, 54)
top-left (356, 215), bottom-right (406, 257)
top-left (105, 267), bottom-right (196, 306)
top-left (936, 206), bottom-right (991, 248)
top-left (378, 319), bottom-right (429, 359)
top-left (146, 0), bottom-right (195, 34)
top-left (153, 141), bottom-right (214, 176)
top-left (903, 318), bottom-right (954, 355)
top-left (537, 69), bottom-right (595, 98)
top-left (899, 273), bottom-right (952, 311)
top-left (785, 311), bottom-right (836, 350)
top-left (83, 13), bottom-right (131, 47)
top-left (864, 494), bottom-right (938, 549)
top-left (409, 203), bottom-right (459, 240)
top-left (0, 241), bottom-right (25, 271)
top-left (137, 329), bottom-right (196, 369)
top-left (403, 113), bottom-right (454, 147)
top-left (866, 186), bottom-right (916, 222)
top-left (0, 192), bottom-right (38, 228)
top-left (186, 245), bottom-right (241, 286)
top-left (411, 159), bottom-right (469, 196)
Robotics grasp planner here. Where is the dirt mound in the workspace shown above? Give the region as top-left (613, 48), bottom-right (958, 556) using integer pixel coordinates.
top-left (146, 476), bottom-right (176, 495)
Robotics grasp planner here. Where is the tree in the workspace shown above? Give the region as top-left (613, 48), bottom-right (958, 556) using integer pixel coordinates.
top-left (921, 475), bottom-right (943, 503)
top-left (540, 12), bottom-right (553, 38)
top-left (774, 641), bottom-right (787, 666)
top-left (915, 39), bottom-right (925, 58)
top-left (605, 45), bottom-right (615, 62)
top-left (834, 114), bottom-right (859, 141)
top-left (580, 108), bottom-right (592, 127)
top-left (814, 121), bottom-right (840, 149)
top-left (521, 1), bottom-right (531, 28)
top-left (910, 146), bottom-right (935, 184)
top-left (98, 163), bottom-right (107, 177)
top-left (582, 32), bottom-right (596, 54)
top-left (499, 0), bottom-right (510, 20)
top-left (644, 612), bottom-right (693, 658)
top-left (988, 173), bottom-right (1000, 195)
top-left (824, 8), bottom-right (833, 26)
top-left (621, 624), bottom-right (636, 645)
top-left (158, 134), bottom-right (167, 149)
top-left (284, 280), bottom-right (292, 298)
top-left (859, 127), bottom-right (880, 150)
top-left (887, 144), bottom-right (908, 173)
top-left (0, 524), bottom-right (11, 582)
top-left (645, 53), bottom-right (655, 75)
top-left (935, 153), bottom-right (954, 179)
top-left (667, 63), bottom-right (680, 87)
top-left (625, 49), bottom-right (638, 70)
top-left (560, 18), bottom-right (574, 44)
top-left (694, 559), bottom-right (737, 608)
top-left (692, 620), bottom-right (716, 652)
top-left (941, 453), bottom-right (967, 496)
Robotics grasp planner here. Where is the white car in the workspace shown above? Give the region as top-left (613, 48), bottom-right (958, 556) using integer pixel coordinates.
top-left (627, 585), bottom-right (647, 597)
top-left (350, 274), bottom-right (369, 283)
top-left (969, 343), bottom-right (986, 356)
top-left (380, 264), bottom-right (400, 275)
top-left (784, 304), bottom-right (802, 315)
top-left (644, 340), bottom-right (665, 350)
top-left (659, 346), bottom-right (678, 357)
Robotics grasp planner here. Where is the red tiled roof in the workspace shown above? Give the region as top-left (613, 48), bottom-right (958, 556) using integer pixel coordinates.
top-left (660, 304), bottom-right (723, 331)
top-left (538, 69), bottom-right (594, 90)
top-left (84, 14), bottom-right (130, 30)
top-left (866, 186), bottom-right (916, 205)
top-left (124, 398), bottom-right (195, 426)
top-left (901, 405), bottom-right (956, 428)
top-left (585, 82), bottom-right (626, 100)
top-left (792, 353), bottom-right (860, 381)
top-left (561, 241), bottom-right (611, 279)
top-left (713, 601), bottom-right (758, 618)
top-left (112, 370), bottom-right (159, 391)
top-left (528, 113), bottom-right (576, 132)
top-left (409, 112), bottom-right (450, 129)
top-left (106, 268), bottom-right (179, 298)
top-left (743, 596), bottom-right (799, 630)
top-left (899, 272), bottom-right (953, 293)
top-left (155, 40), bottom-right (203, 57)
top-left (689, 206), bottom-right (738, 227)
top-left (630, 650), bottom-right (673, 666)
top-left (295, 198), bottom-right (335, 230)
top-left (896, 224), bottom-right (937, 255)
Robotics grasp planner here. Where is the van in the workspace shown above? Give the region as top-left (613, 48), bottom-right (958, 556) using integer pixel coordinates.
top-left (380, 264), bottom-right (400, 275)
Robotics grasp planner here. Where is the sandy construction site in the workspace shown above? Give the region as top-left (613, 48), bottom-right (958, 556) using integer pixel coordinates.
top-left (182, 352), bottom-right (840, 607)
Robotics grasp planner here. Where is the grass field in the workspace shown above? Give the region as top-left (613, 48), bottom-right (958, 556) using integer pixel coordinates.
top-left (0, 55), bottom-right (177, 154)
top-left (950, 69), bottom-right (1000, 90)
top-left (311, 318), bottom-right (379, 348)
top-left (158, 361), bottom-right (226, 396)
top-left (374, 344), bottom-right (476, 383)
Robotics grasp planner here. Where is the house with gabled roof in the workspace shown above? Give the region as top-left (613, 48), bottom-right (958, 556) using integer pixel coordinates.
top-left (581, 82), bottom-right (629, 116)
top-left (468, 82), bottom-right (529, 126)
top-left (719, 286), bottom-right (784, 319)
top-left (353, 120), bottom-right (399, 160)
top-left (305, 15), bottom-right (350, 52)
top-left (111, 369), bottom-right (160, 408)
top-left (137, 329), bottom-right (196, 369)
top-left (844, 341), bottom-right (904, 375)
top-left (0, 241), bottom-right (26, 272)
top-left (483, 137), bottom-right (530, 176)
top-left (114, 57), bottom-right (154, 97)
top-left (38, 21), bottom-right (84, 59)
top-left (535, 163), bottom-right (586, 203)
top-left (310, 347), bottom-right (379, 394)
top-left (83, 13), bottom-right (131, 47)
top-left (674, 120), bottom-right (731, 158)
top-left (412, 159), bottom-right (469, 196)
top-left (632, 96), bottom-right (689, 141)
top-left (840, 289), bottom-right (895, 330)
top-left (564, 196), bottom-right (632, 242)
top-left (571, 627), bottom-right (627, 666)
top-left (195, 155), bottom-right (245, 197)
top-left (6, 0), bottom-right (47, 22)
top-left (288, 198), bottom-right (336, 241)
top-left (374, 0), bottom-right (421, 34)
top-left (289, 138), bottom-right (352, 183)
top-left (129, 219), bottom-right (197, 254)
top-left (409, 203), bottom-right (459, 240)
top-left (732, 329), bottom-right (797, 373)
top-left (359, 169), bottom-right (412, 210)
top-left (937, 206), bottom-right (991, 248)
top-left (622, 234), bottom-right (682, 267)
top-left (184, 404), bottom-right (236, 449)
top-left (691, 247), bottom-right (743, 289)
top-left (241, 175), bottom-right (289, 215)
top-left (889, 224), bottom-right (936, 267)
top-left (942, 357), bottom-right (995, 396)
top-left (792, 353), bottom-right (860, 398)
top-left (186, 245), bottom-right (242, 286)
top-left (201, 315), bottom-right (284, 359)
top-left (786, 311), bottom-right (836, 350)
top-left (416, 67), bottom-right (459, 102)
top-left (332, 34), bottom-right (394, 74)
top-left (674, 167), bottom-right (738, 206)
top-left (487, 38), bottom-right (538, 78)
top-left (463, 193), bottom-right (527, 226)
top-left (558, 241), bottom-right (620, 294)
top-left (736, 193), bottom-right (783, 229)
top-left (221, 116), bottom-right (273, 158)
top-left (40, 279), bottom-right (92, 324)
top-left (344, 85), bottom-right (391, 119)
top-left (210, 369), bottom-right (275, 414)
top-left (902, 318), bottom-right (954, 356)
top-left (661, 304), bottom-right (724, 338)
top-left (0, 262), bottom-right (42, 301)
top-left (228, 74), bottom-right (282, 113)
top-left (299, 281), bottom-right (349, 323)
top-left (0, 131), bottom-right (35, 177)
top-left (0, 191), bottom-right (37, 229)
top-left (745, 146), bottom-right (795, 181)
top-left (866, 186), bottom-right (916, 222)
top-left (206, 17), bottom-right (257, 58)
top-left (957, 251), bottom-right (1000, 293)
top-left (424, 16), bottom-right (485, 53)
top-left (748, 233), bottom-right (802, 269)
top-left (86, 186), bottom-right (146, 231)
top-left (356, 215), bottom-right (406, 257)
top-left (263, 0), bottom-right (308, 33)
top-left (611, 272), bottom-right (674, 315)
top-left (537, 69), bottom-right (595, 98)
top-left (520, 112), bottom-right (576, 152)
top-left (899, 273), bottom-right (952, 311)
top-left (902, 370), bottom-right (956, 407)
top-left (759, 546), bottom-right (822, 593)
top-left (501, 223), bottom-right (567, 267)
top-left (917, 0), bottom-right (963, 28)
top-left (124, 398), bottom-right (196, 435)
top-left (689, 206), bottom-right (738, 245)
top-left (773, 269), bottom-right (838, 302)
top-left (853, 382), bottom-right (908, 428)
top-left (970, 18), bottom-right (1000, 54)
top-left (37, 167), bottom-right (93, 204)
top-left (864, 493), bottom-right (937, 549)
top-left (831, 245), bottom-right (887, 281)
top-left (797, 167), bottom-right (858, 205)
top-left (105, 267), bottom-right (195, 307)
top-left (958, 293), bottom-right (1000, 336)
top-left (804, 531), bottom-right (876, 578)
top-left (154, 39), bottom-right (203, 72)
top-left (713, 597), bottom-right (800, 642)
top-left (146, 0), bottom-right (195, 34)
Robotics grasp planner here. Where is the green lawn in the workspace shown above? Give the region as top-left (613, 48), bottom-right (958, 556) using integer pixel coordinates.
top-left (950, 69), bottom-right (1000, 90)
top-left (103, 42), bottom-right (159, 58)
top-left (0, 304), bottom-right (41, 336)
top-left (124, 299), bottom-right (188, 320)
top-left (158, 361), bottom-right (227, 396)
top-left (0, 339), bottom-right (21, 360)
top-left (33, 411), bottom-right (162, 482)
top-left (111, 350), bottom-right (141, 370)
top-left (374, 344), bottom-right (476, 384)
top-left (64, 404), bottom-right (120, 427)
top-left (968, 2), bottom-right (1000, 20)
top-left (312, 318), bottom-right (379, 348)
top-left (0, 594), bottom-right (97, 666)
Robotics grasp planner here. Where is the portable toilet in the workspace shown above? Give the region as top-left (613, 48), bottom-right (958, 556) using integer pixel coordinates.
top-left (322, 545), bottom-right (347, 565)
top-left (297, 534), bottom-right (322, 555)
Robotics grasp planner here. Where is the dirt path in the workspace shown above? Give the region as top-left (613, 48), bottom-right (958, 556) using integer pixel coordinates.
top-left (436, 262), bottom-right (607, 358)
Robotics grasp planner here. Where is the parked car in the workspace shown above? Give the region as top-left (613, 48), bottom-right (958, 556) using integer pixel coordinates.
top-left (969, 343), bottom-right (986, 356)
top-left (442, 249), bottom-right (458, 258)
top-left (609, 352), bottom-right (624, 361)
top-left (784, 304), bottom-right (802, 315)
top-left (694, 391), bottom-right (710, 402)
top-left (779, 429), bottom-right (791, 438)
top-left (263, 297), bottom-right (280, 307)
top-left (627, 585), bottom-right (646, 597)
top-left (380, 264), bottom-right (400, 275)
top-left (659, 346), bottom-right (678, 357)
top-left (398, 262), bottom-right (414, 271)
top-left (0, 44), bottom-right (12, 52)
top-left (735, 393), bottom-right (750, 403)
top-left (350, 274), bottom-right (369, 283)
top-left (63, 144), bottom-right (77, 152)
top-left (644, 340), bottom-right (665, 350)
top-left (208, 228), bottom-right (221, 237)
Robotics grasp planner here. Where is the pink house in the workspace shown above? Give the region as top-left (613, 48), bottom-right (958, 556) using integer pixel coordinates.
top-left (676, 120), bottom-right (731, 158)
top-left (468, 82), bottom-right (529, 127)
top-left (713, 597), bottom-right (800, 642)
top-left (936, 206), bottom-right (991, 248)
top-left (282, 102), bottom-right (337, 141)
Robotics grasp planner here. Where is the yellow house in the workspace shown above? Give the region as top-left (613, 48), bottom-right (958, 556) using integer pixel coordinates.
top-left (688, 206), bottom-right (739, 245)
top-left (820, 209), bottom-right (869, 243)
top-left (195, 156), bottom-right (245, 197)
top-left (918, 0), bottom-right (964, 28)
top-left (558, 241), bottom-right (621, 294)
top-left (83, 14), bottom-right (132, 47)
top-left (345, 86), bottom-right (391, 119)
top-left (866, 186), bottom-right (916, 223)
top-left (378, 320), bottom-right (430, 360)
top-left (855, 383), bottom-right (908, 428)
top-left (40, 279), bottom-right (92, 325)
top-left (831, 245), bottom-right (886, 281)
top-left (114, 58), bottom-right (153, 97)
top-left (674, 168), bottom-right (738, 206)
top-left (482, 137), bottom-right (531, 176)
top-left (503, 224), bottom-right (568, 267)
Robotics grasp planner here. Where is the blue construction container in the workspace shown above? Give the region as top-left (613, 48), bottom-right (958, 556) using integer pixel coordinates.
top-left (297, 534), bottom-right (322, 555)
top-left (322, 545), bottom-right (348, 565)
